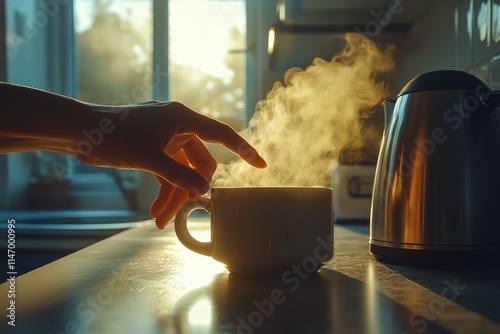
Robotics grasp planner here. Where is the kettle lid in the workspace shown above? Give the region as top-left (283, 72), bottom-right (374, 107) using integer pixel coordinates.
top-left (398, 70), bottom-right (491, 96)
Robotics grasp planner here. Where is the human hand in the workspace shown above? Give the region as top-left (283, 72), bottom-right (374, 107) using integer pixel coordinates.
top-left (76, 101), bottom-right (266, 229)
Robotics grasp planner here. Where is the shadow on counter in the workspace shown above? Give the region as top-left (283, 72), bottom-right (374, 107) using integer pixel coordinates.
top-left (383, 263), bottom-right (500, 324)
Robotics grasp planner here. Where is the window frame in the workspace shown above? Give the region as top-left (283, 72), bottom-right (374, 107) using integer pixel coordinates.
top-left (152, 0), bottom-right (169, 101)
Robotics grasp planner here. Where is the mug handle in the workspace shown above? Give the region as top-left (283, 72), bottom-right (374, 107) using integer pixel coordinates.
top-left (174, 197), bottom-right (213, 256)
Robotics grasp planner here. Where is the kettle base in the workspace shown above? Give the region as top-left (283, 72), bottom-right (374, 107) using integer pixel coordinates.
top-left (370, 244), bottom-right (500, 270)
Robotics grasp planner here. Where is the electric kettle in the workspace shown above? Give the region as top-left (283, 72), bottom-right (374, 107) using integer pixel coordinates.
top-left (370, 70), bottom-right (500, 267)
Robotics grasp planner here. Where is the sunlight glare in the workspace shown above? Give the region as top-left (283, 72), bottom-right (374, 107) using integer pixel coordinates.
top-left (187, 296), bottom-right (213, 327)
top-left (173, 222), bottom-right (226, 293)
top-left (176, 249), bottom-right (225, 292)
top-left (169, 0), bottom-right (245, 77)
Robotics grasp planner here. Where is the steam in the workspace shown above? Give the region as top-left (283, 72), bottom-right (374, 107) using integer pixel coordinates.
top-left (214, 33), bottom-right (395, 187)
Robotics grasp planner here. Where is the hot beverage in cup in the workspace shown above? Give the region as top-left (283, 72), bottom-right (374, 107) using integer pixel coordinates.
top-left (174, 187), bottom-right (333, 276)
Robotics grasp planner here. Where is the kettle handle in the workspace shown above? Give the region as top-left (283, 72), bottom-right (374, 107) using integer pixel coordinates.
top-left (480, 91), bottom-right (500, 111)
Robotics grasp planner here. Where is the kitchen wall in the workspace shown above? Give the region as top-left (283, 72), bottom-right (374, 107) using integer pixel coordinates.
top-left (255, 1), bottom-right (500, 100)
top-left (384, 0), bottom-right (500, 96)
top-left (391, 1), bottom-right (458, 94)
top-left (248, 0), bottom-right (346, 105)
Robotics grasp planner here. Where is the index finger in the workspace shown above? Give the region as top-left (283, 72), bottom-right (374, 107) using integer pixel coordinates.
top-left (184, 113), bottom-right (267, 169)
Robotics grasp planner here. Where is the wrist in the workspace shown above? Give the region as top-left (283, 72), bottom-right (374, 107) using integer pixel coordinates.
top-left (57, 102), bottom-right (124, 158)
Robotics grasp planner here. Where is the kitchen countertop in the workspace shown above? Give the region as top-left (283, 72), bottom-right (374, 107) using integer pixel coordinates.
top-left (1, 219), bottom-right (499, 334)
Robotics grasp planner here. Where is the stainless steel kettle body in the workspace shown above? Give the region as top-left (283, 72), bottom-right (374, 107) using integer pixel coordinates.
top-left (370, 70), bottom-right (500, 267)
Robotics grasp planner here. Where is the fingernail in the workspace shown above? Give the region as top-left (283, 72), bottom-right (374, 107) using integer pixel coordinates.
top-left (238, 142), bottom-right (267, 168)
top-left (256, 155), bottom-right (267, 168)
top-left (249, 153), bottom-right (267, 168)
top-left (155, 218), bottom-right (165, 230)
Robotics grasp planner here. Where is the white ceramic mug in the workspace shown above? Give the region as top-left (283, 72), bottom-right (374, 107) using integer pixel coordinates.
top-left (174, 187), bottom-right (334, 275)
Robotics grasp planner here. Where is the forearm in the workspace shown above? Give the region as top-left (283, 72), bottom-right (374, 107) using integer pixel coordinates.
top-left (0, 82), bottom-right (101, 155)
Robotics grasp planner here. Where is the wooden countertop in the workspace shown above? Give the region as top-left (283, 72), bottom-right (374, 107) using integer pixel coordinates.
top-left (1, 219), bottom-right (499, 334)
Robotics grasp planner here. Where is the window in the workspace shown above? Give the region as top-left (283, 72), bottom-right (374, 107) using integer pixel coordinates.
top-left (2, 0), bottom-right (249, 210)
top-left (73, 0), bottom-right (247, 173)
top-left (74, 0), bottom-right (247, 126)
top-left (168, 0), bottom-right (247, 131)
top-left (74, 0), bottom-right (153, 105)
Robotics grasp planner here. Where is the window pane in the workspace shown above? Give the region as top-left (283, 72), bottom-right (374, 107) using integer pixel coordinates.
top-left (74, 0), bottom-right (153, 105)
top-left (168, 0), bottom-right (247, 130)
top-left (73, 0), bottom-right (152, 176)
